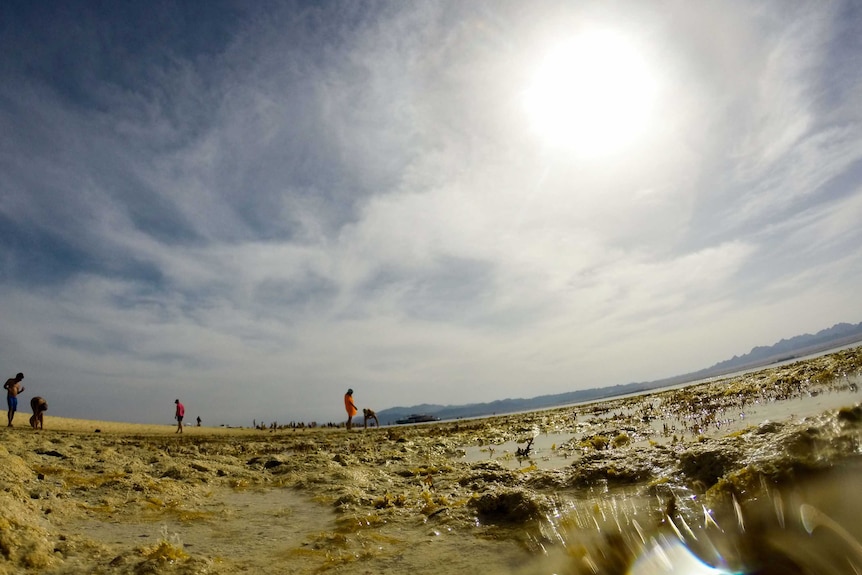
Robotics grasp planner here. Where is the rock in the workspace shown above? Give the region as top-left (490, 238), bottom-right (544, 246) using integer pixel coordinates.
top-left (678, 446), bottom-right (739, 487)
top-left (470, 489), bottom-right (542, 523)
top-left (35, 449), bottom-right (66, 459)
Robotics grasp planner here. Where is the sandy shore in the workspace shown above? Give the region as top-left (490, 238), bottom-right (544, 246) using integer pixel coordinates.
top-left (11, 416), bottom-right (266, 436)
top-left (2, 346), bottom-right (862, 574)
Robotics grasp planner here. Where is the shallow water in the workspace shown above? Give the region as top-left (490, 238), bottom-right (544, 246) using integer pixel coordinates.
top-left (66, 489), bottom-right (334, 570)
top-left (461, 376), bottom-right (861, 470)
top-left (58, 471), bottom-right (862, 575)
top-left (64, 487), bottom-right (533, 574)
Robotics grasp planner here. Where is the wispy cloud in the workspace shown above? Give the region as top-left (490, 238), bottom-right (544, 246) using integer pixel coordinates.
top-left (1, 0), bottom-right (860, 425)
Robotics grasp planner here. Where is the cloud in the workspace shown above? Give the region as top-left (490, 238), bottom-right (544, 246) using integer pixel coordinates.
top-left (1, 1), bottom-right (861, 424)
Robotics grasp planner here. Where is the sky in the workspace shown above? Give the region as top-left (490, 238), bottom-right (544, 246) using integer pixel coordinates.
top-left (1, 1), bottom-right (861, 427)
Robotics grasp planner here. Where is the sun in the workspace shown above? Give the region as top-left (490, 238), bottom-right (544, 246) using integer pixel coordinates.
top-left (524, 30), bottom-right (657, 157)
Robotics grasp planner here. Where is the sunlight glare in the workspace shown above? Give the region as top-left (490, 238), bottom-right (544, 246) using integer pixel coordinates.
top-left (524, 30), bottom-right (657, 157)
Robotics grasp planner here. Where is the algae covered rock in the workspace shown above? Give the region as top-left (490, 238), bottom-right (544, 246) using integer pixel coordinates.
top-left (678, 445), bottom-right (740, 487)
top-left (567, 450), bottom-right (657, 487)
top-left (470, 488), bottom-right (543, 523)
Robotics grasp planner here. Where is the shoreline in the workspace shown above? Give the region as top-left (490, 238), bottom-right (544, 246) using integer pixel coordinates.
top-left (4, 416), bottom-right (271, 436)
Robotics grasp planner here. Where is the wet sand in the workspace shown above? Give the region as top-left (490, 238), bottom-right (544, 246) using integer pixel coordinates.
top-left (2, 346), bottom-right (862, 574)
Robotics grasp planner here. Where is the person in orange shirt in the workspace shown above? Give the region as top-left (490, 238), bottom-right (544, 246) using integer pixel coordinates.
top-left (344, 389), bottom-right (357, 430)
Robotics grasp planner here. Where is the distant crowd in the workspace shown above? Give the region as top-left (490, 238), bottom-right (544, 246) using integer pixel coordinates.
top-left (212, 388), bottom-right (380, 432)
top-left (249, 420), bottom-right (340, 431)
top-left (201, 389), bottom-right (381, 432)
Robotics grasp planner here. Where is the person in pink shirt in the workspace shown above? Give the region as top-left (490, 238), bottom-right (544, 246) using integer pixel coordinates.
top-left (174, 399), bottom-right (185, 433)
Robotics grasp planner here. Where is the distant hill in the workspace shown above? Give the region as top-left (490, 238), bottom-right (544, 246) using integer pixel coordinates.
top-left (376, 321), bottom-right (862, 425)
top-left (705, 322), bottom-right (862, 373)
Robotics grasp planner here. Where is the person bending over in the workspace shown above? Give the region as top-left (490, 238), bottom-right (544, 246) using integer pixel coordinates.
top-left (363, 408), bottom-right (380, 428)
top-left (30, 396), bottom-right (47, 430)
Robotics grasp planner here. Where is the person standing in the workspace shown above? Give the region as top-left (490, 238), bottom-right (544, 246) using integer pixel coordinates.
top-left (30, 396), bottom-right (47, 429)
top-left (174, 399), bottom-right (185, 433)
top-left (4, 372), bottom-right (25, 427)
top-left (344, 388), bottom-right (357, 430)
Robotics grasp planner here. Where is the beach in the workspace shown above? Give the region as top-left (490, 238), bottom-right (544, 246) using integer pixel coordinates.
top-left (2, 346), bottom-right (862, 575)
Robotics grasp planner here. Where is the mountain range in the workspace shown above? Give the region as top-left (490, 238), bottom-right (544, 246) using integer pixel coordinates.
top-left (376, 321), bottom-right (862, 425)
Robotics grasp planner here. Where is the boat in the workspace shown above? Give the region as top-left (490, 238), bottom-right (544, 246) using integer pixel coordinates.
top-left (395, 414), bottom-right (440, 425)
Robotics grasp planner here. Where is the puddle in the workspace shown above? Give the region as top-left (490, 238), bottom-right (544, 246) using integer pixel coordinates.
top-left (67, 487), bottom-right (336, 568)
top-left (460, 434), bottom-right (574, 470)
top-left (64, 486), bottom-right (532, 574)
